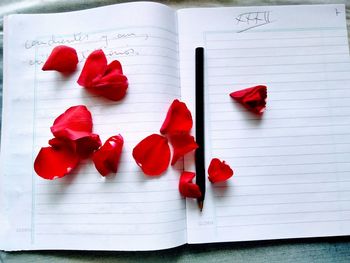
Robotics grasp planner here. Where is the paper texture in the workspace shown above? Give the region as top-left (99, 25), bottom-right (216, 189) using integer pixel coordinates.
top-left (0, 2), bottom-right (186, 251)
top-left (2, 2), bottom-right (350, 251)
top-left (178, 4), bottom-right (350, 243)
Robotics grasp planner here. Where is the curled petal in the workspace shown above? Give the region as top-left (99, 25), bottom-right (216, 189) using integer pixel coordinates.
top-left (34, 145), bottom-right (80, 180)
top-left (91, 73), bottom-right (128, 101)
top-left (50, 105), bottom-right (93, 140)
top-left (77, 49), bottom-right (107, 87)
top-left (42, 45), bottom-right (78, 73)
top-left (132, 134), bottom-right (170, 176)
top-left (179, 171), bottom-right (202, 198)
top-left (170, 134), bottom-right (198, 165)
top-left (78, 50), bottom-right (128, 101)
top-left (230, 85), bottom-right (267, 114)
top-left (93, 135), bottom-right (124, 176)
top-left (105, 60), bottom-right (124, 75)
top-left (208, 158), bottom-right (234, 183)
top-left (75, 134), bottom-right (102, 159)
top-left (48, 134), bottom-right (101, 159)
top-left (160, 99), bottom-right (193, 135)
top-left (48, 137), bottom-right (74, 150)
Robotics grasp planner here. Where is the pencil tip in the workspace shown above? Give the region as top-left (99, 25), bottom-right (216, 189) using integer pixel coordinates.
top-left (198, 201), bottom-right (203, 212)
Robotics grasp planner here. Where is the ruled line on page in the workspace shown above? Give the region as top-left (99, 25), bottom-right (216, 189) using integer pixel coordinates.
top-left (36, 217), bottom-right (186, 225)
top-left (38, 207), bottom-right (185, 218)
top-left (216, 219), bottom-right (350, 228)
top-left (211, 142), bottom-right (350, 150)
top-left (207, 78), bottom-right (350, 87)
top-left (216, 199), bottom-right (350, 209)
top-left (217, 209), bottom-right (350, 219)
top-left (213, 180), bottom-right (350, 189)
top-left (206, 35), bottom-right (346, 42)
top-left (214, 189), bottom-right (350, 198)
top-left (35, 227), bottom-right (187, 236)
top-left (36, 198), bottom-right (184, 206)
top-left (206, 52), bottom-right (349, 61)
top-left (206, 44), bottom-right (348, 51)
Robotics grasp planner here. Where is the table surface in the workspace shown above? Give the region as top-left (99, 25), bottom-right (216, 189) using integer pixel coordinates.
top-left (1, 0), bottom-right (350, 262)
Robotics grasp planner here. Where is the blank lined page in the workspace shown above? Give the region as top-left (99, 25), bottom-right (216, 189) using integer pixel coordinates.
top-left (1, 2), bottom-right (186, 251)
top-left (178, 4), bottom-right (350, 243)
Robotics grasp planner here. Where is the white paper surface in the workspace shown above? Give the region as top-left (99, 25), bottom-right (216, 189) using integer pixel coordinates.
top-left (0, 2), bottom-right (186, 251)
top-left (2, 1), bottom-right (350, 251)
top-left (178, 4), bottom-right (350, 243)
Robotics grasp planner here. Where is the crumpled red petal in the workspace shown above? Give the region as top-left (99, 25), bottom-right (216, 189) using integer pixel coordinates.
top-left (160, 99), bottom-right (193, 135)
top-left (34, 145), bottom-right (80, 180)
top-left (93, 135), bottom-right (124, 176)
top-left (42, 45), bottom-right (78, 73)
top-left (77, 49), bottom-right (107, 87)
top-left (230, 85), bottom-right (267, 114)
top-left (77, 50), bottom-right (128, 101)
top-left (49, 133), bottom-right (101, 159)
top-left (91, 72), bottom-right (128, 101)
top-left (169, 133), bottom-right (198, 165)
top-left (75, 134), bottom-right (102, 158)
top-left (179, 171), bottom-right (202, 198)
top-left (132, 134), bottom-right (170, 176)
top-left (208, 158), bottom-right (234, 183)
top-left (50, 105), bottom-right (93, 140)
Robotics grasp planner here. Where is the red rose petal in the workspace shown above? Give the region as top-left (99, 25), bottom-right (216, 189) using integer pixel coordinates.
top-left (48, 133), bottom-right (101, 159)
top-left (132, 134), bottom-right (170, 176)
top-left (77, 49), bottom-right (107, 87)
top-left (105, 60), bottom-right (124, 75)
top-left (170, 134), bottom-right (198, 165)
top-left (75, 133), bottom-right (102, 159)
top-left (42, 45), bottom-right (78, 73)
top-left (93, 135), bottom-right (124, 176)
top-left (160, 99), bottom-right (193, 135)
top-left (208, 158), bottom-right (234, 183)
top-left (78, 50), bottom-right (128, 101)
top-left (50, 105), bottom-right (93, 140)
top-left (34, 145), bottom-right (80, 180)
top-left (179, 171), bottom-right (202, 198)
top-left (230, 85), bottom-right (267, 114)
top-left (48, 137), bottom-right (74, 150)
top-left (91, 72), bottom-right (128, 101)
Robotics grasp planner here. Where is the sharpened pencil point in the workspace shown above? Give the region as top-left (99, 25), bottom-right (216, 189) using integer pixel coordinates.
top-left (198, 200), bottom-right (203, 212)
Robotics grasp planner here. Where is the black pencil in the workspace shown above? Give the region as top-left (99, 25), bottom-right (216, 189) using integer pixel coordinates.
top-left (195, 47), bottom-right (205, 211)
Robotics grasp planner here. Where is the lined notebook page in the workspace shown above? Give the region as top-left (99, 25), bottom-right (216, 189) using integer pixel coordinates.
top-left (178, 4), bottom-right (350, 243)
top-left (1, 2), bottom-right (186, 251)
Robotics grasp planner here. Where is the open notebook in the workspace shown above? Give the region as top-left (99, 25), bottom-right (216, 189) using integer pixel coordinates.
top-left (1, 2), bottom-right (350, 251)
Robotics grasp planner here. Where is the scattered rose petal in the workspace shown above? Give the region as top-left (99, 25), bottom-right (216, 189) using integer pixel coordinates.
top-left (34, 145), bottom-right (80, 180)
top-left (42, 45), bottom-right (78, 73)
top-left (90, 71), bottom-right (128, 101)
top-left (49, 134), bottom-right (101, 159)
top-left (230, 85), bottom-right (267, 114)
top-left (75, 133), bottom-right (102, 158)
top-left (50, 105), bottom-right (93, 140)
top-left (179, 171), bottom-right (202, 198)
top-left (169, 133), bottom-right (198, 165)
top-left (160, 99), bottom-right (193, 135)
top-left (93, 135), bottom-right (124, 176)
top-left (77, 49), bottom-right (107, 87)
top-left (77, 50), bottom-right (128, 101)
top-left (132, 134), bottom-right (170, 176)
top-left (48, 137), bottom-right (74, 150)
top-left (208, 158), bottom-right (234, 183)
top-left (35, 105), bottom-right (102, 179)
